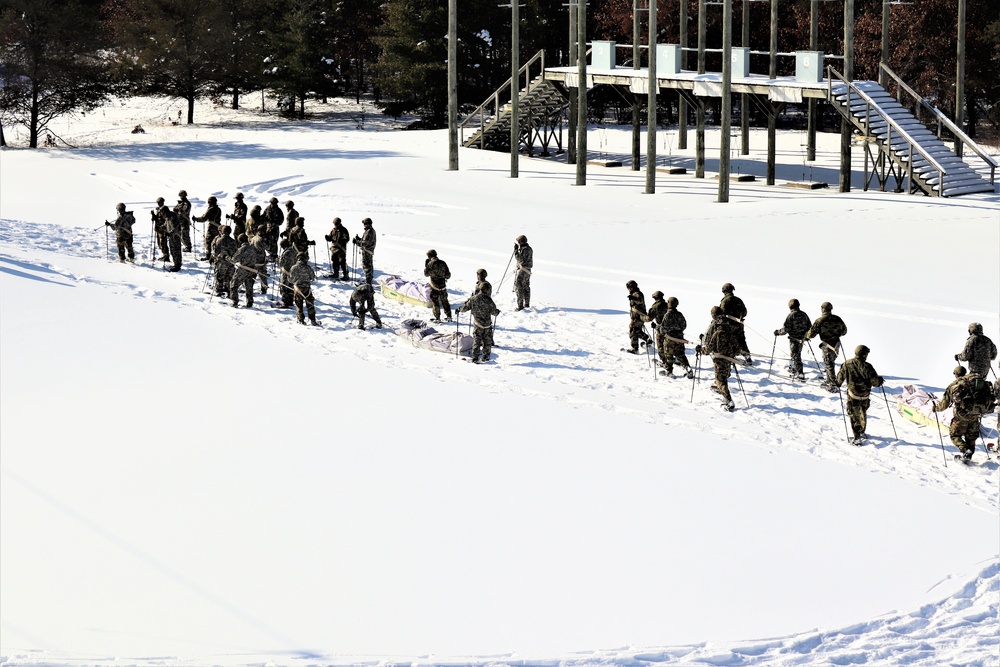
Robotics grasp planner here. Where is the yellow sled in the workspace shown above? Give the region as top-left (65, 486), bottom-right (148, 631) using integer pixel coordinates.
top-left (379, 283), bottom-right (431, 309)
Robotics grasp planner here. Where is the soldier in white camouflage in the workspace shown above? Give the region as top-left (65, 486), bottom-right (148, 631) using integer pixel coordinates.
top-left (625, 280), bottom-right (651, 354)
top-left (174, 190), bottom-right (192, 252)
top-left (350, 282), bottom-right (382, 330)
top-left (423, 249), bottom-right (452, 322)
top-left (457, 283), bottom-right (500, 363)
top-left (513, 235), bottom-right (532, 310)
top-left (647, 293), bottom-right (693, 378)
top-left (956, 323), bottom-right (997, 377)
top-left (774, 298), bottom-right (812, 381)
top-left (836, 345), bottom-right (884, 445)
top-left (229, 234), bottom-right (259, 307)
top-left (806, 301), bottom-right (847, 392)
top-left (289, 252), bottom-right (318, 325)
top-left (277, 239), bottom-right (297, 308)
top-left (105, 203), bottom-right (136, 262)
top-left (211, 226), bottom-right (238, 297)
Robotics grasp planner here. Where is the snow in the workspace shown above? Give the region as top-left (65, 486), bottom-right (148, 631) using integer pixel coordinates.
top-left (1, 96), bottom-right (998, 667)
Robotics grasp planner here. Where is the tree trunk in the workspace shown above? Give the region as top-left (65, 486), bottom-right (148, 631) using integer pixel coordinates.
top-left (231, 87), bottom-right (240, 110)
top-left (29, 80), bottom-right (40, 148)
top-left (187, 93), bottom-right (195, 124)
top-left (0, 122), bottom-right (6, 147)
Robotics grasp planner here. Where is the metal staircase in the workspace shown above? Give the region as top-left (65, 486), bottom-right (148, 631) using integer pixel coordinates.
top-left (460, 50), bottom-right (568, 156)
top-left (827, 65), bottom-right (996, 197)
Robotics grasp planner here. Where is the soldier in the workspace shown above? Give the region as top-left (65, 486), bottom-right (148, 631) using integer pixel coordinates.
top-left (513, 234), bottom-right (533, 311)
top-left (774, 298), bottom-right (812, 381)
top-left (229, 234), bottom-right (259, 308)
top-left (956, 323), bottom-right (997, 377)
top-left (280, 200), bottom-right (299, 239)
top-left (251, 233), bottom-right (269, 295)
top-left (836, 345), bottom-right (885, 446)
top-left (106, 203), bottom-right (136, 263)
top-left (151, 196), bottom-right (170, 261)
top-left (263, 197), bottom-right (283, 258)
top-left (350, 282), bottom-right (383, 330)
top-left (806, 301), bottom-right (848, 392)
top-left (193, 195), bottom-right (222, 263)
top-left (227, 192), bottom-right (248, 242)
top-left (289, 217), bottom-right (312, 254)
top-left (211, 226), bottom-right (238, 297)
top-left (352, 217), bottom-right (376, 284)
top-left (424, 249), bottom-right (452, 323)
top-left (289, 252), bottom-right (318, 325)
top-left (648, 294), bottom-right (694, 378)
top-left (933, 366), bottom-right (994, 463)
top-left (277, 239), bottom-right (297, 308)
top-left (174, 190), bottom-right (193, 252)
top-left (697, 306), bottom-right (739, 411)
top-left (247, 204), bottom-right (265, 241)
top-left (720, 282), bottom-right (751, 365)
top-left (325, 217), bottom-right (350, 280)
top-left (473, 268), bottom-right (491, 296)
top-left (155, 199), bottom-right (182, 272)
top-left (457, 283), bottom-right (501, 363)
top-left (625, 280), bottom-right (651, 354)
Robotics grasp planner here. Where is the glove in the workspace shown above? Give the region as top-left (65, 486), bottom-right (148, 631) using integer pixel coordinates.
top-left (324, 234), bottom-right (331, 242)
top-left (954, 354), bottom-right (960, 361)
top-left (695, 345), bottom-right (703, 355)
top-left (773, 329), bottom-right (781, 336)
top-left (105, 221), bottom-right (111, 227)
top-left (514, 243), bottom-right (518, 252)
top-left (308, 240), bottom-right (316, 246)
top-left (877, 376), bottom-right (885, 386)
top-left (496, 310), bottom-right (501, 315)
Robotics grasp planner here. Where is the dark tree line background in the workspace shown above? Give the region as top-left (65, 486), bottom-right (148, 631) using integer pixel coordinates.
top-left (1, 0), bottom-right (997, 147)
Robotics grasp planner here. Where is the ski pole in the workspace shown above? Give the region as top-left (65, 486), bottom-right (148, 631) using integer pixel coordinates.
top-left (311, 243), bottom-right (318, 272)
top-left (326, 243), bottom-right (333, 278)
top-left (105, 225), bottom-right (110, 261)
top-left (496, 249), bottom-right (516, 291)
top-left (805, 339), bottom-right (821, 370)
top-left (690, 351), bottom-right (700, 403)
top-left (932, 407), bottom-right (948, 466)
top-left (454, 311), bottom-right (461, 357)
top-left (767, 334), bottom-right (777, 378)
top-left (651, 327), bottom-right (659, 381)
top-left (978, 425), bottom-right (993, 461)
top-left (208, 270), bottom-right (217, 303)
top-left (149, 219), bottom-right (155, 262)
top-left (732, 362), bottom-right (749, 408)
top-left (836, 385), bottom-right (851, 445)
top-left (644, 325), bottom-right (653, 371)
top-left (880, 385), bottom-right (898, 441)
top-left (202, 268), bottom-right (212, 294)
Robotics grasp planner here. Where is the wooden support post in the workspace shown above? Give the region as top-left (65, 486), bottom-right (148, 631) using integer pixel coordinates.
top-left (576, 0), bottom-right (588, 185)
top-left (956, 0), bottom-right (966, 157)
top-left (740, 0), bottom-right (749, 156)
top-left (767, 103), bottom-right (777, 185)
top-left (567, 1), bottom-right (578, 164)
top-left (879, 0), bottom-right (889, 88)
top-left (678, 0), bottom-right (689, 149)
top-left (696, 0), bottom-right (706, 179)
top-left (646, 0), bottom-right (658, 194)
top-left (447, 0), bottom-right (458, 170)
top-left (632, 0), bottom-right (641, 171)
top-left (719, 0), bottom-right (732, 202)
top-left (807, 0), bottom-right (818, 162)
top-left (510, 0), bottom-right (519, 178)
top-left (840, 0), bottom-right (854, 193)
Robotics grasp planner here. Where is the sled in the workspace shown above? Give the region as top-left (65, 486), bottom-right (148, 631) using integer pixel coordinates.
top-left (395, 318), bottom-right (473, 357)
top-left (896, 384), bottom-right (950, 430)
top-left (378, 275), bottom-right (432, 309)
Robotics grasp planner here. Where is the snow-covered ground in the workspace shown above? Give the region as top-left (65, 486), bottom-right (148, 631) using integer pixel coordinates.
top-left (1, 96), bottom-right (998, 667)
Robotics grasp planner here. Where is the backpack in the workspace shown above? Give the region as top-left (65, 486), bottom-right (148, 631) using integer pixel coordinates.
top-left (954, 376), bottom-right (997, 417)
top-left (123, 211), bottom-right (136, 228)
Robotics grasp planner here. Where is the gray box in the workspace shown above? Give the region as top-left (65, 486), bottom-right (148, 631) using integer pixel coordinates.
top-left (731, 47), bottom-right (750, 77)
top-left (656, 44), bottom-right (682, 75)
top-left (591, 40), bottom-right (616, 69)
top-left (795, 51), bottom-right (824, 83)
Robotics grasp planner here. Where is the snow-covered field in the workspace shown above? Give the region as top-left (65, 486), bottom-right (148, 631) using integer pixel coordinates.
top-left (1, 96), bottom-right (998, 667)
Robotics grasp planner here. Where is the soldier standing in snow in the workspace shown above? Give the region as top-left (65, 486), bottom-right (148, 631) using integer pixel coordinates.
top-left (194, 195), bottom-right (222, 263)
top-left (152, 197), bottom-right (170, 261)
top-left (720, 282), bottom-right (752, 365)
top-left (457, 283), bottom-right (500, 363)
top-left (263, 197), bottom-right (283, 258)
top-left (514, 235), bottom-right (532, 311)
top-left (956, 323), bottom-right (997, 377)
top-left (211, 226), bottom-right (237, 297)
top-left (106, 203), bottom-right (136, 263)
top-left (350, 282), bottom-right (382, 330)
top-left (774, 298), bottom-right (812, 381)
top-left (806, 302), bottom-right (847, 392)
top-left (625, 280), bottom-right (651, 354)
top-left (280, 200), bottom-right (299, 240)
top-left (697, 306), bottom-right (738, 411)
top-left (325, 217), bottom-right (350, 280)
top-left (424, 249), bottom-right (452, 323)
top-left (277, 239), bottom-right (297, 308)
top-left (229, 234), bottom-right (258, 307)
top-left (933, 366), bottom-right (993, 463)
top-left (289, 217), bottom-right (312, 254)
top-left (473, 268), bottom-right (491, 296)
top-left (289, 252), bottom-right (318, 325)
top-left (836, 345), bottom-right (885, 446)
top-left (353, 217), bottom-right (376, 284)
top-left (227, 192), bottom-right (248, 243)
top-left (247, 204), bottom-right (264, 241)
top-left (174, 190), bottom-right (193, 252)
top-left (648, 294), bottom-right (694, 378)
top-left (155, 199), bottom-right (182, 272)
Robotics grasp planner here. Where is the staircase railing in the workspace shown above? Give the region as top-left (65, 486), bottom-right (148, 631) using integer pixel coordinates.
top-left (880, 63), bottom-right (996, 186)
top-left (828, 66), bottom-right (948, 196)
top-left (459, 50), bottom-right (546, 148)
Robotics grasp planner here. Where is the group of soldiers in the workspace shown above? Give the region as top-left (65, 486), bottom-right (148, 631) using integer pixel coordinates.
top-left (625, 280), bottom-right (999, 459)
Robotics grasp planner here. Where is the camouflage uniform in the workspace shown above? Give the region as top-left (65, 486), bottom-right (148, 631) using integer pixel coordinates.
top-left (326, 220), bottom-right (350, 280)
top-left (212, 231), bottom-right (238, 296)
top-left (957, 324), bottom-right (997, 377)
top-left (700, 308), bottom-right (739, 409)
top-left (229, 196), bottom-right (248, 242)
top-left (194, 199), bottom-right (222, 263)
top-left (806, 304), bottom-right (847, 390)
top-left (263, 202), bottom-right (283, 258)
top-left (836, 346), bottom-right (884, 444)
top-left (626, 282), bottom-right (652, 353)
top-left (152, 203), bottom-right (170, 260)
top-left (157, 206), bottom-right (182, 271)
top-left (280, 204), bottom-right (299, 241)
top-left (458, 291), bottom-right (500, 362)
top-left (720, 286), bottom-right (750, 363)
top-left (648, 297), bottom-right (692, 377)
top-left (473, 268), bottom-right (491, 296)
top-left (229, 239), bottom-right (261, 307)
top-left (350, 282), bottom-right (382, 329)
top-left (424, 254), bottom-right (452, 321)
top-left (289, 219), bottom-right (311, 253)
top-left (513, 238), bottom-right (533, 310)
top-left (108, 208), bottom-right (136, 262)
top-left (289, 255), bottom-right (317, 324)
top-left (174, 195), bottom-right (192, 252)
top-left (251, 236), bottom-right (269, 294)
top-left (933, 370), bottom-right (984, 460)
top-left (277, 243), bottom-right (298, 307)
top-left (247, 207), bottom-right (265, 241)
top-left (775, 301), bottom-right (812, 380)
top-left (354, 220), bottom-right (376, 284)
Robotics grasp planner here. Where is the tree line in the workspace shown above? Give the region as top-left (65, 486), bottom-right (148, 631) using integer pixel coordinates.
top-left (1, 0), bottom-right (997, 147)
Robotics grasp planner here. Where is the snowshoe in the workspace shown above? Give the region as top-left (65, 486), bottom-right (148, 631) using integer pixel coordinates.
top-left (722, 400), bottom-right (735, 412)
top-left (621, 348), bottom-right (639, 355)
top-left (953, 453), bottom-right (973, 465)
top-left (851, 436), bottom-right (867, 447)
top-left (685, 369), bottom-right (695, 380)
top-left (821, 382), bottom-right (838, 393)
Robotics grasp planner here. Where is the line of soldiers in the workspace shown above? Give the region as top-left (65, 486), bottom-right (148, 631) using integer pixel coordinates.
top-left (626, 280), bottom-right (999, 457)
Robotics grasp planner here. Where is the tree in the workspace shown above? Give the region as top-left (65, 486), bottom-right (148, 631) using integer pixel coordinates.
top-left (0, 0), bottom-right (119, 147)
top-left (212, 0), bottom-right (272, 109)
